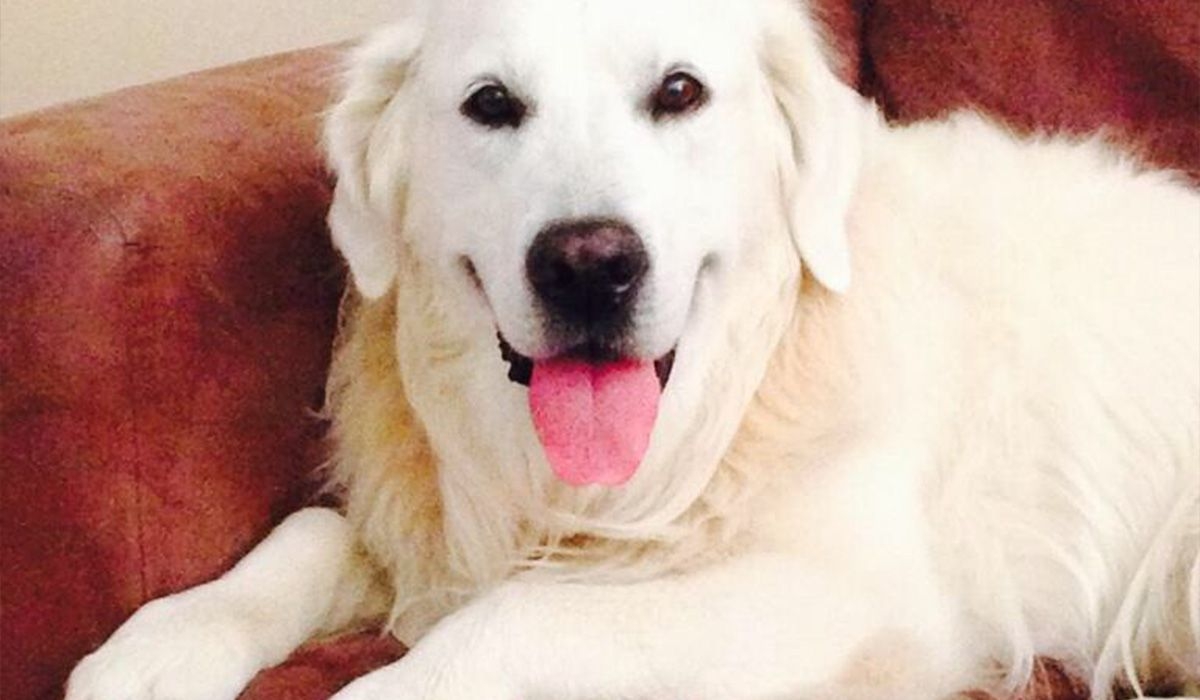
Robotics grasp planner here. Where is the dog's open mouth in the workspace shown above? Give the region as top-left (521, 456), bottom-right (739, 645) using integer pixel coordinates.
top-left (498, 334), bottom-right (676, 487)
top-left (498, 335), bottom-right (675, 389)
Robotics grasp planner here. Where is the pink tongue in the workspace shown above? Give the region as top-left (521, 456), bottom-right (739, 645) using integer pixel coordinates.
top-left (529, 358), bottom-right (661, 486)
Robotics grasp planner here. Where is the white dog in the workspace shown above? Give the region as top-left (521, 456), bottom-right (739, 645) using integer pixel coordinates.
top-left (67, 0), bottom-right (1199, 698)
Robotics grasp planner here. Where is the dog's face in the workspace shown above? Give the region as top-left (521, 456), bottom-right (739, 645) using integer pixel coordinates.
top-left (403, 0), bottom-right (772, 364)
top-left (328, 0), bottom-right (865, 495)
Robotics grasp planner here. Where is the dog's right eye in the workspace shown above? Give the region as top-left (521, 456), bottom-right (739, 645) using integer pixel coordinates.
top-left (461, 83), bottom-right (526, 129)
top-left (650, 71), bottom-right (707, 120)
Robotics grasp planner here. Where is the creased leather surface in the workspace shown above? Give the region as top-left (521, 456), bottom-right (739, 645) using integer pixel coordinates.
top-left (0, 47), bottom-right (346, 700)
top-left (1, 1), bottom-right (1196, 698)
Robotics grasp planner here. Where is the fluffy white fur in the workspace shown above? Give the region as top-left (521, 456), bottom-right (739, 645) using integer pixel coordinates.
top-left (67, 0), bottom-right (1199, 698)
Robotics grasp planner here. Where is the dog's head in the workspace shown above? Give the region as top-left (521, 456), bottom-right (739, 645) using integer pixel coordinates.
top-left (326, 0), bottom-right (868, 511)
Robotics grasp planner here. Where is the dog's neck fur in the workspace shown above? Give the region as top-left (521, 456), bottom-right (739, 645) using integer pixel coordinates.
top-left (326, 211), bottom-right (813, 639)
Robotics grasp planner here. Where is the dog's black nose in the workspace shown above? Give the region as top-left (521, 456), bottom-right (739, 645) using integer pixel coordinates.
top-left (527, 219), bottom-right (648, 328)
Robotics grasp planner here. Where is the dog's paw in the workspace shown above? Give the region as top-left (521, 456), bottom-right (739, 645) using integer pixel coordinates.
top-left (330, 660), bottom-right (515, 700)
top-left (65, 589), bottom-right (267, 700)
top-left (329, 609), bottom-right (518, 700)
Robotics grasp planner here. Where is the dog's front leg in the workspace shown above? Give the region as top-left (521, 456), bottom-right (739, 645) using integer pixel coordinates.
top-left (333, 550), bottom-right (961, 700)
top-left (66, 507), bottom-right (388, 700)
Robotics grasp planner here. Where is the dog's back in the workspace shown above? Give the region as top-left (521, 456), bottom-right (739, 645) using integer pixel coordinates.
top-left (844, 113), bottom-right (1200, 689)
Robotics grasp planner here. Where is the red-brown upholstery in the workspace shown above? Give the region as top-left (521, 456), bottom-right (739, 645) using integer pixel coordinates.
top-left (1, 47), bottom-right (347, 700)
top-left (240, 633), bottom-right (406, 700)
top-left (859, 0), bottom-right (1199, 182)
top-left (1, 2), bottom-right (1195, 699)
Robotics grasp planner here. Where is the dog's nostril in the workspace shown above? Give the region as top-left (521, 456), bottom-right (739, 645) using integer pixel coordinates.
top-left (550, 260), bottom-right (576, 289)
top-left (527, 218), bottom-right (648, 326)
top-left (603, 256), bottom-right (640, 288)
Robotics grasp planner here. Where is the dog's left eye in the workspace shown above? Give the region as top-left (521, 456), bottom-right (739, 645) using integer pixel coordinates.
top-left (650, 71), bottom-right (707, 119)
top-left (462, 83), bottom-right (526, 129)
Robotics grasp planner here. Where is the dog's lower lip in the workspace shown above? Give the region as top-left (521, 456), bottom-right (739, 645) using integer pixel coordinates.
top-left (498, 334), bottom-right (534, 386)
top-left (653, 350), bottom-right (676, 388)
top-left (497, 334), bottom-right (676, 389)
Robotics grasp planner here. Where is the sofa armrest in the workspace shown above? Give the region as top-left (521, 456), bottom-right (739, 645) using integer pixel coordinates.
top-left (0, 45), bottom-right (347, 700)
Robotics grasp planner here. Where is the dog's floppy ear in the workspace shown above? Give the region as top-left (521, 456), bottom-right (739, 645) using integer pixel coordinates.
top-left (761, 4), bottom-right (872, 294)
top-left (324, 24), bottom-right (423, 299)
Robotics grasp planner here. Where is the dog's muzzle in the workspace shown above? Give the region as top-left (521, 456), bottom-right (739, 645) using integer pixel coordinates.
top-left (503, 218), bottom-right (676, 487)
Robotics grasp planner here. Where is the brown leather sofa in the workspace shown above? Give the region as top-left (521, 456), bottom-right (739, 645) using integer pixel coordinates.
top-left (1, 2), bottom-right (1195, 699)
